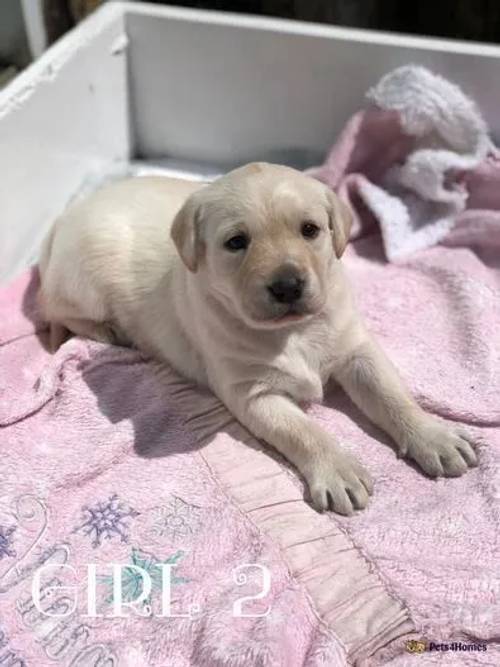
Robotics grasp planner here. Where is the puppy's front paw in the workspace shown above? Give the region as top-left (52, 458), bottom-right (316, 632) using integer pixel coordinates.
top-left (304, 446), bottom-right (373, 516)
top-left (400, 416), bottom-right (478, 478)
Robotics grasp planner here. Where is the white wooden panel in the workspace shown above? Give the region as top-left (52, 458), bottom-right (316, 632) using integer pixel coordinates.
top-left (0, 4), bottom-right (130, 283)
top-left (126, 4), bottom-right (500, 167)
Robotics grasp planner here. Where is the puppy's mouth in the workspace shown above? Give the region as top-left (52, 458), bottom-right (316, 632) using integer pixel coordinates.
top-left (252, 302), bottom-right (321, 328)
top-left (272, 306), bottom-right (309, 323)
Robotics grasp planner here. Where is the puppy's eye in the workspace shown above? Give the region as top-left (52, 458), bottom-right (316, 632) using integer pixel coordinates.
top-left (224, 234), bottom-right (249, 252)
top-left (301, 221), bottom-right (320, 239)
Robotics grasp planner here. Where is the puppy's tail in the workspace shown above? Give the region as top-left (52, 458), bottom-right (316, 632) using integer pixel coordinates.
top-left (36, 288), bottom-right (70, 352)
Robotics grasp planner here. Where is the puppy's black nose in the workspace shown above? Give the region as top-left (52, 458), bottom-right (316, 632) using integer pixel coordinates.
top-left (268, 269), bottom-right (305, 304)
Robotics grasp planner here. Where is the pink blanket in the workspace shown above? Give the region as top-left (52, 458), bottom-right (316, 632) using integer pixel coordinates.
top-left (1, 120), bottom-right (499, 667)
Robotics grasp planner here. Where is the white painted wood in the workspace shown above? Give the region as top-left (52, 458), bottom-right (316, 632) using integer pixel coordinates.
top-left (125, 3), bottom-right (500, 167)
top-left (0, 3), bottom-right (130, 283)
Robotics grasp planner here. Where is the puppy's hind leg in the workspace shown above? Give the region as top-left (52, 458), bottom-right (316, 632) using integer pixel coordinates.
top-left (49, 322), bottom-right (71, 351)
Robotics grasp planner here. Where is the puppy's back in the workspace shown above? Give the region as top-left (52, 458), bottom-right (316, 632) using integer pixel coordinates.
top-left (38, 176), bottom-right (204, 336)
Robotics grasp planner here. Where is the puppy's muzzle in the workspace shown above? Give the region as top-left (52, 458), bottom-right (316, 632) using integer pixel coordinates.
top-left (267, 266), bottom-right (306, 304)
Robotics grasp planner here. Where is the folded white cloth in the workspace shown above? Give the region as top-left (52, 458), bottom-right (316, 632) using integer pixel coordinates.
top-left (361, 65), bottom-right (492, 259)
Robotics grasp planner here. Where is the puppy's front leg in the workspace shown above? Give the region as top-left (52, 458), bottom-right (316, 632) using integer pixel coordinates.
top-left (227, 391), bottom-right (373, 515)
top-left (335, 337), bottom-right (478, 477)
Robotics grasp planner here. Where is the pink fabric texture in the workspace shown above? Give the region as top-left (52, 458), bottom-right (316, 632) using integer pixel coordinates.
top-left (1, 117), bottom-right (500, 665)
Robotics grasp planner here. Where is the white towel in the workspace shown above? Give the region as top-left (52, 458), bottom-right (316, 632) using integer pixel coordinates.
top-left (360, 66), bottom-right (492, 260)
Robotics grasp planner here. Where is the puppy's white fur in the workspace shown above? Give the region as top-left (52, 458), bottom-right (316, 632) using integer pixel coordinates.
top-left (39, 163), bottom-right (477, 515)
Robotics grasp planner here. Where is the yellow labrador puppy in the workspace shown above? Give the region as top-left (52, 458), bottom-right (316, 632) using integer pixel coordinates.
top-left (39, 163), bottom-right (477, 515)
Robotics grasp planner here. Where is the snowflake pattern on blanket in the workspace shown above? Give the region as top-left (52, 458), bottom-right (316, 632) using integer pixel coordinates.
top-left (73, 493), bottom-right (139, 548)
top-left (149, 496), bottom-right (202, 542)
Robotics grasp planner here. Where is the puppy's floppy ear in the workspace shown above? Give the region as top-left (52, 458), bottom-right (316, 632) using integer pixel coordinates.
top-left (170, 193), bottom-right (203, 272)
top-left (325, 188), bottom-right (352, 258)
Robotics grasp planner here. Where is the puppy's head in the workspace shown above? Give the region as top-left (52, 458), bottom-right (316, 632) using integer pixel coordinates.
top-left (171, 162), bottom-right (351, 329)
